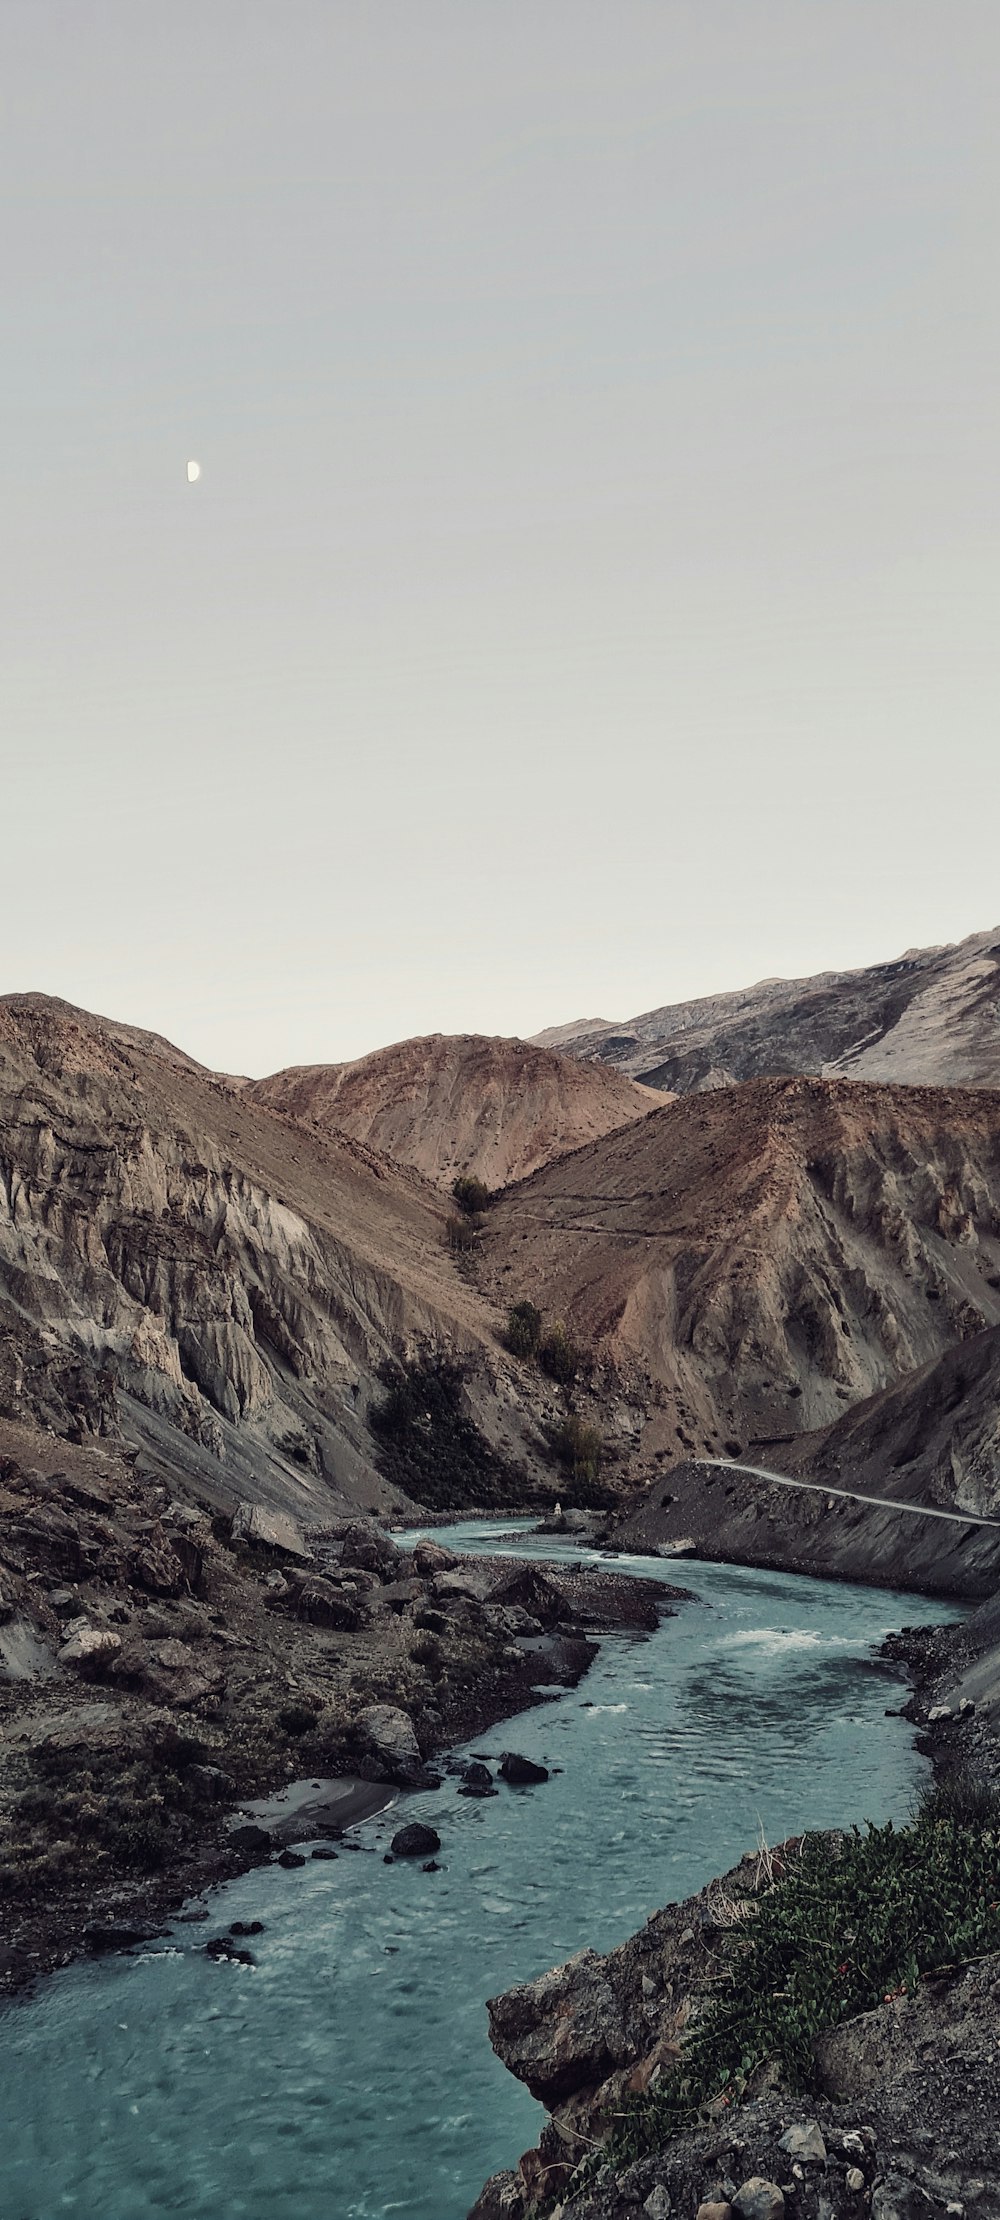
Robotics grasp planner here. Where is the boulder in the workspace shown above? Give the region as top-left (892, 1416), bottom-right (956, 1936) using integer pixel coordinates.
top-left (58, 1625), bottom-right (122, 1671)
top-left (778, 2123), bottom-right (827, 2163)
top-left (228, 1822), bottom-right (274, 1858)
top-left (459, 1761), bottom-right (497, 1798)
top-left (412, 1537), bottom-right (458, 1577)
top-left (390, 1822), bottom-right (441, 1858)
top-left (499, 1752), bottom-right (549, 1785)
top-left (336, 1521), bottom-right (407, 1581)
top-left (355, 1703), bottom-right (422, 1780)
top-left (287, 1576), bottom-right (361, 1630)
top-left (733, 2182), bottom-right (784, 2220)
top-left (486, 1948), bottom-right (632, 2104)
top-left (231, 1502), bottom-right (311, 1562)
top-left (468, 2170), bottom-right (524, 2220)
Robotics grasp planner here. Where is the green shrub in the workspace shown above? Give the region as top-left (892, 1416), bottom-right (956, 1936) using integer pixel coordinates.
top-left (451, 1175), bottom-right (491, 1217)
top-left (446, 1213), bottom-right (478, 1252)
top-left (504, 1300), bottom-right (543, 1360)
top-left (370, 1353), bottom-right (537, 1510)
top-left (545, 1414), bottom-right (603, 1484)
top-left (571, 1803), bottom-right (1000, 2192)
top-left (538, 1321), bottom-right (580, 1384)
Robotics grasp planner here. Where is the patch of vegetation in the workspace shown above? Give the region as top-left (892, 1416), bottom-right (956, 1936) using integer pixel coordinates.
top-left (503, 1299), bottom-right (543, 1360)
top-left (537, 1321), bottom-right (580, 1384)
top-left (446, 1213), bottom-right (478, 1252)
top-left (370, 1353), bottom-right (538, 1510)
top-left (569, 1788), bottom-right (1000, 2196)
top-left (452, 1175), bottom-right (492, 1217)
top-left (543, 1413), bottom-right (604, 1494)
top-left (502, 1302), bottom-right (583, 1384)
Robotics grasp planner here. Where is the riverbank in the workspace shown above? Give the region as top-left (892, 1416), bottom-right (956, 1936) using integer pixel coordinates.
top-left (469, 1593), bottom-right (1000, 2220)
top-left (0, 1448), bottom-right (684, 2000)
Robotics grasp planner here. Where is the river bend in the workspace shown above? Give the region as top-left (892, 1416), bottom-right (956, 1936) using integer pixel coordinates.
top-left (0, 1525), bottom-right (957, 2220)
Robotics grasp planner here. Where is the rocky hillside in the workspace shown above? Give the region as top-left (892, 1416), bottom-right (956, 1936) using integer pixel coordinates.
top-left (247, 1033), bottom-right (660, 1191)
top-left (535, 925), bottom-right (1000, 1093)
top-left (480, 1076), bottom-right (1000, 1473)
top-left (0, 995), bottom-right (550, 1523)
top-left (771, 1324), bottom-right (1000, 1517)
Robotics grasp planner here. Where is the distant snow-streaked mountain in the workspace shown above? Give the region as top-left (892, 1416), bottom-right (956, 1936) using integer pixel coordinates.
top-left (533, 926), bottom-right (1000, 1093)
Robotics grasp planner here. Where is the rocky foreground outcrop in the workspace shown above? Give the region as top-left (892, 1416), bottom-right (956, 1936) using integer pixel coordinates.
top-left (470, 1852), bottom-right (1000, 2220)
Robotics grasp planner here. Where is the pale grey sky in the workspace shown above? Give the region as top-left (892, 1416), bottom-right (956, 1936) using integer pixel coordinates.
top-left (3, 2), bottom-right (999, 1074)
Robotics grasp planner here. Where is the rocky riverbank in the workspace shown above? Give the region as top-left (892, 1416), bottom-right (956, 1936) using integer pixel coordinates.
top-left (468, 1605), bottom-right (1000, 2220)
top-left (470, 1843), bottom-right (1000, 2220)
top-left (0, 1438), bottom-right (685, 1999)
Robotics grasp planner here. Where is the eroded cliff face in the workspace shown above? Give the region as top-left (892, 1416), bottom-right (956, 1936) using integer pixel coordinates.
top-left (481, 1078), bottom-right (1000, 1472)
top-left (0, 997), bottom-right (539, 1518)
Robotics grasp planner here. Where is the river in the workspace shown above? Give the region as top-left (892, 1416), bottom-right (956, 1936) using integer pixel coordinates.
top-left (0, 1523), bottom-right (958, 2220)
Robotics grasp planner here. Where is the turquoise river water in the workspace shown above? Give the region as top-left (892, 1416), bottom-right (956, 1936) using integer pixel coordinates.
top-left (0, 1522), bottom-right (958, 2220)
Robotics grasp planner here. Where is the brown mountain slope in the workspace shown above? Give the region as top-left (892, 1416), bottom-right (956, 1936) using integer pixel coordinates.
top-left (770, 1323), bottom-right (1000, 1518)
top-left (0, 995), bottom-right (545, 1522)
top-left (480, 1075), bottom-right (1000, 1461)
top-left (534, 925), bottom-right (1000, 1093)
top-left (246, 1033), bottom-right (660, 1190)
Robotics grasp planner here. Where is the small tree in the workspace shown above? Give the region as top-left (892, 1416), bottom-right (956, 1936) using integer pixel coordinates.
top-left (446, 1213), bottom-right (477, 1251)
top-left (538, 1320), bottom-right (579, 1385)
top-left (452, 1175), bottom-right (491, 1217)
top-left (504, 1299), bottom-right (543, 1360)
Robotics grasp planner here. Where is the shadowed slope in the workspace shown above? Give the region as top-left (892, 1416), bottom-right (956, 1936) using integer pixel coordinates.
top-left (481, 1075), bottom-right (1000, 1456)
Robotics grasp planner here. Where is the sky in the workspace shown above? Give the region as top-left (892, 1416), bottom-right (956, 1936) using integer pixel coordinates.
top-left (3, 2), bottom-right (999, 1076)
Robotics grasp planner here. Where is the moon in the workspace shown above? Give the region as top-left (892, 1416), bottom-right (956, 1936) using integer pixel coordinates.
top-left (186, 460), bottom-right (201, 484)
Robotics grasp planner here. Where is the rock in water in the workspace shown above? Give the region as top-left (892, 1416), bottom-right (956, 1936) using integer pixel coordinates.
top-left (390, 1823), bottom-right (441, 1858)
top-left (459, 1761), bottom-right (496, 1798)
top-left (499, 1751), bottom-right (549, 1785)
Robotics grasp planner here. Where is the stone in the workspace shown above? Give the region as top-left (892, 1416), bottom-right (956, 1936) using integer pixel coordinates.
top-left (778, 2123), bottom-right (827, 2163)
top-left (231, 1502), bottom-right (311, 1561)
top-left (847, 2170), bottom-right (866, 2194)
top-left (733, 2181), bottom-right (784, 2220)
top-left (228, 1822), bottom-right (273, 1857)
top-left (486, 1948), bottom-right (631, 2104)
top-left (390, 1822), bottom-right (441, 1858)
top-left (459, 1761), bottom-right (497, 1798)
top-left (644, 2190), bottom-right (672, 2218)
top-left (411, 1538), bottom-right (458, 1577)
top-left (498, 1751), bottom-right (549, 1785)
top-left (84, 1921), bottom-right (158, 1952)
top-left (229, 1920), bottom-right (264, 1936)
top-left (927, 1704), bottom-right (953, 1722)
top-left (277, 1848), bottom-right (306, 1868)
top-left (696, 2205), bottom-right (733, 2220)
top-left (58, 1624), bottom-right (122, 1670)
top-left (355, 1702), bottom-right (422, 1778)
top-left (311, 1844), bottom-right (339, 1860)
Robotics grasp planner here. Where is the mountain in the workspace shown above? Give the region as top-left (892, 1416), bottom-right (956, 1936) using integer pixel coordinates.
top-left (772, 1322), bottom-right (1000, 1518)
top-left (247, 1033), bottom-right (661, 1191)
top-left (479, 1074), bottom-right (1000, 1471)
top-left (534, 926), bottom-right (1000, 1093)
top-left (0, 994), bottom-right (549, 1523)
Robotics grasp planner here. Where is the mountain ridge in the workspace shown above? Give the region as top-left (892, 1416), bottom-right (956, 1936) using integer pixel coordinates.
top-left (532, 925), bottom-right (1000, 1093)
